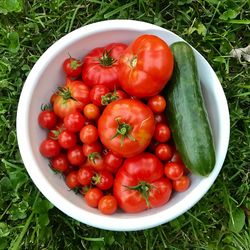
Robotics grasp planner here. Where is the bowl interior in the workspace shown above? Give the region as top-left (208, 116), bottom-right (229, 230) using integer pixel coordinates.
top-left (17, 20), bottom-right (230, 231)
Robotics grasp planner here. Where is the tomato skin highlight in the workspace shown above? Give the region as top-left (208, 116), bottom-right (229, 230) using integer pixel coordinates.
top-left (98, 195), bottom-right (118, 215)
top-left (38, 110), bottom-right (57, 130)
top-left (64, 111), bottom-right (85, 133)
top-left (172, 175), bottom-right (190, 192)
top-left (153, 123), bottom-right (171, 143)
top-left (50, 153), bottom-right (69, 172)
top-left (155, 143), bottom-right (174, 161)
top-left (164, 162), bottom-right (184, 181)
top-left (39, 138), bottom-right (61, 158)
top-left (80, 125), bottom-right (99, 144)
top-left (58, 130), bottom-right (77, 149)
top-left (85, 188), bottom-right (104, 208)
top-left (147, 95), bottom-right (167, 114)
top-left (66, 171), bottom-right (80, 189)
top-left (67, 145), bottom-right (86, 166)
top-left (63, 57), bottom-right (82, 78)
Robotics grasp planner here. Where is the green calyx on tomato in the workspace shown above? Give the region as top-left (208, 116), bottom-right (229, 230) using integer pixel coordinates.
top-left (88, 152), bottom-right (101, 164)
top-left (70, 59), bottom-right (82, 70)
top-left (101, 88), bottom-right (119, 106)
top-left (58, 86), bottom-right (77, 102)
top-left (98, 49), bottom-right (116, 67)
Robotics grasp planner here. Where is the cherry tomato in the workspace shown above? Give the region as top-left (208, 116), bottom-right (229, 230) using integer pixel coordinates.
top-left (67, 145), bottom-right (86, 166)
top-left (64, 111), bottom-right (85, 133)
top-left (80, 125), bottom-right (98, 144)
top-left (85, 188), bottom-right (104, 208)
top-left (63, 57), bottom-right (82, 78)
top-left (104, 151), bottom-right (123, 173)
top-left (147, 95), bottom-right (167, 113)
top-left (153, 123), bottom-right (171, 143)
top-left (89, 85), bottom-right (110, 107)
top-left (83, 103), bottom-right (100, 120)
top-left (172, 175), bottom-right (190, 192)
top-left (38, 109), bottom-right (57, 129)
top-left (66, 171), bottom-right (80, 189)
top-left (58, 130), bottom-right (77, 149)
top-left (82, 141), bottom-right (102, 157)
top-left (50, 153), bottom-right (69, 172)
top-left (164, 162), bottom-right (184, 181)
top-left (77, 165), bottom-right (95, 186)
top-left (87, 152), bottom-right (105, 171)
top-left (155, 143), bottom-right (173, 161)
top-left (98, 195), bottom-right (118, 215)
top-left (154, 113), bottom-right (167, 124)
top-left (39, 138), bottom-right (61, 158)
top-left (92, 170), bottom-right (114, 190)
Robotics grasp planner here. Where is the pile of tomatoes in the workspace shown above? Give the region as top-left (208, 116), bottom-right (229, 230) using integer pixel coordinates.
top-left (38, 34), bottom-right (190, 215)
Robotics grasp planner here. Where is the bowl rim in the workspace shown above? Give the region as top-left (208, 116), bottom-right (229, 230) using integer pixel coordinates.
top-left (16, 19), bottom-right (230, 231)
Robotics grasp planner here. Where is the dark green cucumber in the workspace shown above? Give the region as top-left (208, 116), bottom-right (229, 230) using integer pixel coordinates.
top-left (165, 42), bottom-right (215, 176)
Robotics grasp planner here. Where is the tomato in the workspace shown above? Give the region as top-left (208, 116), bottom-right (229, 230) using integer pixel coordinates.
top-left (38, 109), bottom-right (57, 130)
top-left (153, 123), bottom-right (171, 143)
top-left (154, 113), bottom-right (167, 124)
top-left (77, 165), bottom-right (95, 186)
top-left (118, 34), bottom-right (174, 97)
top-left (89, 85), bottom-right (110, 107)
top-left (80, 125), bottom-right (98, 144)
top-left (50, 153), bottom-right (69, 172)
top-left (104, 151), bottom-right (123, 173)
top-left (87, 152), bottom-right (105, 171)
top-left (113, 152), bottom-right (172, 213)
top-left (147, 95), bottom-right (166, 114)
top-left (82, 141), bottom-right (102, 157)
top-left (63, 57), bottom-right (82, 78)
top-left (101, 89), bottom-right (128, 106)
top-left (164, 162), bottom-right (184, 181)
top-left (66, 171), bottom-right (80, 189)
top-left (82, 43), bottom-right (127, 90)
top-left (98, 99), bottom-right (155, 158)
top-left (172, 175), bottom-right (190, 192)
top-left (67, 145), bottom-right (86, 166)
top-left (63, 111), bottom-right (85, 133)
top-left (83, 103), bottom-right (100, 120)
top-left (39, 138), bottom-right (61, 158)
top-left (85, 188), bottom-right (104, 208)
top-left (53, 78), bottom-right (90, 118)
top-left (92, 170), bottom-right (114, 190)
top-left (155, 143), bottom-right (173, 161)
top-left (98, 195), bottom-right (118, 215)
top-left (58, 130), bottom-right (77, 149)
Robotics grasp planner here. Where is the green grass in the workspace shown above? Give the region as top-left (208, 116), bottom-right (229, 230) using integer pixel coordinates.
top-left (0, 0), bottom-right (249, 249)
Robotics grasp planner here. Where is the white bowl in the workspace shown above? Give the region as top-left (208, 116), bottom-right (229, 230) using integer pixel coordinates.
top-left (16, 20), bottom-right (230, 231)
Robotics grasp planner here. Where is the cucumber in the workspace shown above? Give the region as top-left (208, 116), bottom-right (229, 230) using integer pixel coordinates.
top-left (165, 41), bottom-right (215, 176)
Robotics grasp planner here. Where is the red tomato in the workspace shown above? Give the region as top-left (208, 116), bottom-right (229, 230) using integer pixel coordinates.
top-left (85, 188), bottom-right (104, 208)
top-left (104, 151), bottom-right (123, 173)
top-left (66, 171), bottom-right (80, 189)
top-left (67, 145), bottom-right (86, 166)
top-left (64, 111), bottom-right (85, 132)
top-left (87, 152), bottom-right (105, 171)
top-left (172, 175), bottom-right (190, 192)
top-left (38, 109), bottom-right (57, 130)
top-left (77, 165), bottom-right (95, 186)
top-left (113, 152), bottom-right (172, 213)
top-left (50, 153), bottom-right (69, 172)
top-left (154, 113), bottom-right (167, 124)
top-left (63, 57), bottom-right (82, 78)
top-left (82, 141), bottom-right (102, 157)
top-left (83, 103), bottom-right (100, 120)
top-left (80, 125), bottom-right (98, 144)
top-left (147, 95), bottom-right (167, 114)
top-left (82, 43), bottom-right (127, 90)
top-left (39, 138), bottom-right (61, 158)
top-left (98, 195), bottom-right (118, 215)
top-left (118, 34), bottom-right (174, 97)
top-left (98, 99), bottom-right (155, 158)
top-left (58, 130), bottom-right (77, 149)
top-left (53, 78), bottom-right (90, 118)
top-left (89, 85), bottom-right (110, 107)
top-left (155, 143), bottom-right (173, 161)
top-left (164, 162), bottom-right (184, 181)
top-left (92, 170), bottom-right (114, 190)
top-left (153, 123), bottom-right (171, 143)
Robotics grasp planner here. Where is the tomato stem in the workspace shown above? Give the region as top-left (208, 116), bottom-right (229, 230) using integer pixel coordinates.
top-left (130, 56), bottom-right (137, 68)
top-left (98, 49), bottom-right (116, 67)
top-left (57, 87), bottom-right (77, 101)
top-left (101, 88), bottom-right (119, 105)
top-left (88, 152), bottom-right (101, 164)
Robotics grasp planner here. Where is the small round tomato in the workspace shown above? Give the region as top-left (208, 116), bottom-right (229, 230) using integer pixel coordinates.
top-left (38, 109), bottom-right (57, 130)
top-left (83, 103), bottom-right (100, 120)
top-left (155, 143), bottom-right (173, 161)
top-left (147, 95), bottom-right (166, 114)
top-left (50, 153), bottom-right (69, 172)
top-left (67, 145), bottom-right (86, 166)
top-left (164, 162), bottom-right (184, 181)
top-left (92, 170), bottom-right (114, 190)
top-left (82, 141), bottom-right (102, 157)
top-left (58, 130), bottom-right (77, 149)
top-left (63, 57), bottom-right (82, 78)
top-left (154, 113), bottom-right (167, 124)
top-left (89, 85), bottom-right (110, 107)
top-left (98, 195), bottom-right (118, 215)
top-left (153, 123), bottom-right (171, 143)
top-left (77, 165), bottom-right (95, 186)
top-left (85, 188), bottom-right (104, 208)
top-left (66, 171), bottom-right (80, 189)
top-left (87, 152), bottom-right (105, 171)
top-left (80, 125), bottom-right (98, 144)
top-left (104, 151), bottom-right (123, 173)
top-left (172, 175), bottom-right (190, 192)
top-left (64, 111), bottom-right (85, 133)
top-left (39, 138), bottom-right (61, 158)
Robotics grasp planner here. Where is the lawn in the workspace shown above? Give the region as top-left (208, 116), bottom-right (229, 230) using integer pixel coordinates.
top-left (0, 0), bottom-right (249, 249)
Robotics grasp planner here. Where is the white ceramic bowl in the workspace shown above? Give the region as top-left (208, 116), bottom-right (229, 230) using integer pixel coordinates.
top-left (16, 20), bottom-right (230, 231)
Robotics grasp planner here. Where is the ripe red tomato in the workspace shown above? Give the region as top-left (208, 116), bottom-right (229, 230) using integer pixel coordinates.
top-left (83, 103), bottom-right (100, 120)
top-left (147, 95), bottom-right (166, 114)
top-left (63, 111), bottom-right (85, 133)
top-left (80, 125), bottom-right (98, 144)
top-left (87, 152), bottom-right (105, 171)
top-left (66, 171), bottom-right (80, 189)
top-left (118, 34), bottom-right (174, 97)
top-left (89, 85), bottom-right (110, 107)
top-left (85, 188), bottom-right (104, 208)
top-left (172, 175), bottom-right (190, 192)
top-left (82, 43), bottom-right (127, 90)
top-left (38, 109), bottom-right (57, 129)
top-left (155, 143), bottom-right (173, 161)
top-left (154, 113), bottom-right (167, 124)
top-left (104, 151), bottom-right (123, 173)
top-left (63, 57), bottom-right (82, 78)
top-left (92, 170), bottom-right (114, 190)
top-left (50, 153), bottom-right (69, 172)
top-left (98, 99), bottom-right (155, 158)
top-left (153, 123), bottom-right (171, 143)
top-left (113, 152), bottom-right (172, 213)
top-left (58, 130), bottom-right (77, 149)
top-left (98, 195), bottom-right (118, 215)
top-left (82, 141), bottom-right (102, 157)
top-left (77, 165), bottom-right (95, 186)
top-left (67, 145), bottom-right (86, 166)
top-left (39, 138), bottom-right (61, 158)
top-left (164, 162), bottom-right (184, 181)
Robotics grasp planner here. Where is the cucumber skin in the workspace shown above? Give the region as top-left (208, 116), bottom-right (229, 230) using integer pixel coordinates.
top-left (165, 42), bottom-right (215, 176)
